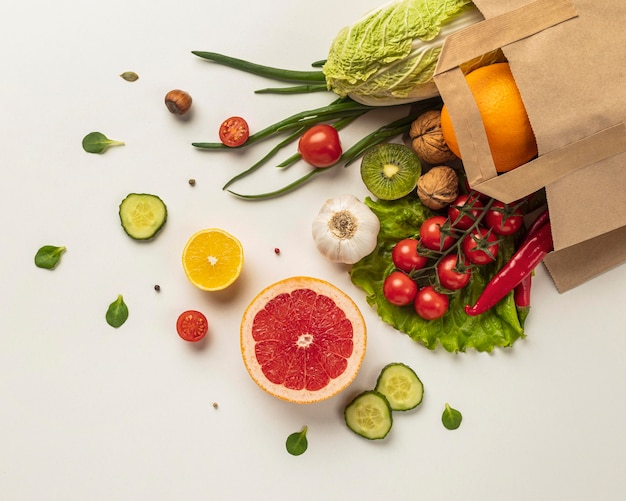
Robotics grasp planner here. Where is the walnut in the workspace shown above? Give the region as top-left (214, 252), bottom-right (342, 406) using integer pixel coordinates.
top-left (417, 166), bottom-right (459, 210)
top-left (409, 110), bottom-right (458, 164)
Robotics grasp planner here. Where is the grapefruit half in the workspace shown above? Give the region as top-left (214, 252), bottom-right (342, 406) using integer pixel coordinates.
top-left (240, 276), bottom-right (367, 404)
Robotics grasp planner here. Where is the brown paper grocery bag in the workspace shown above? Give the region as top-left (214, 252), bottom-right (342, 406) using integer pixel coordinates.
top-left (433, 0), bottom-right (626, 292)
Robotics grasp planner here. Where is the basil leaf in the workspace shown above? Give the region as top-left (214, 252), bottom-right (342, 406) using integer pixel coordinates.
top-left (34, 245), bottom-right (66, 270)
top-left (106, 294), bottom-right (129, 328)
top-left (286, 426), bottom-right (308, 456)
top-left (442, 403), bottom-right (463, 430)
top-left (82, 132), bottom-right (125, 154)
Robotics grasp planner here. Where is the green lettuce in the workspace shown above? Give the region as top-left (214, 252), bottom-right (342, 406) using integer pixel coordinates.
top-left (349, 195), bottom-right (525, 352)
top-left (323, 0), bottom-right (501, 106)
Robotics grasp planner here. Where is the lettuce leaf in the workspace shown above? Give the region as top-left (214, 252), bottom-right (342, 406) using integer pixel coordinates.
top-left (349, 195), bottom-right (525, 352)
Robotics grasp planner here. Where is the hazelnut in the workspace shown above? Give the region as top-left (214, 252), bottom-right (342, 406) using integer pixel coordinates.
top-left (417, 166), bottom-right (459, 210)
top-left (409, 110), bottom-right (457, 164)
top-left (165, 89), bottom-right (192, 115)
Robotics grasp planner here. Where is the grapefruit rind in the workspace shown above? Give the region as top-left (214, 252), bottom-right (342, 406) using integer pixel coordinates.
top-left (240, 276), bottom-right (367, 404)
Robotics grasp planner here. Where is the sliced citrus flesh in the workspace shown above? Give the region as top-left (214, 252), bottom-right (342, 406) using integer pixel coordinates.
top-left (240, 276), bottom-right (366, 404)
top-left (182, 228), bottom-right (244, 291)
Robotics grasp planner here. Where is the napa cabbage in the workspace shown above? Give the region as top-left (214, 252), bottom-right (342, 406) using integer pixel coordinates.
top-left (323, 0), bottom-right (501, 106)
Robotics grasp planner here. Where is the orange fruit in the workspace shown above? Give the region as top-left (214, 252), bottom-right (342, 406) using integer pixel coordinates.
top-left (440, 62), bottom-right (538, 173)
top-left (240, 276), bottom-right (366, 404)
top-left (182, 228), bottom-right (243, 291)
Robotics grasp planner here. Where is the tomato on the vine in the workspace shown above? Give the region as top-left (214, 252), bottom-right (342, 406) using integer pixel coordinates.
top-left (419, 216), bottom-right (455, 251)
top-left (437, 254), bottom-right (471, 290)
top-left (298, 124), bottom-right (342, 168)
top-left (485, 200), bottom-right (524, 236)
top-left (176, 310), bottom-right (209, 342)
top-left (414, 286), bottom-right (449, 320)
top-left (462, 227), bottom-right (499, 264)
top-left (392, 238), bottom-right (428, 273)
top-left (448, 194), bottom-right (485, 230)
top-left (219, 116), bottom-right (250, 147)
top-left (383, 271), bottom-right (418, 306)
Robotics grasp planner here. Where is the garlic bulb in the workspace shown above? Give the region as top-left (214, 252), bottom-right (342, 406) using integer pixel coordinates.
top-left (312, 194), bottom-right (380, 264)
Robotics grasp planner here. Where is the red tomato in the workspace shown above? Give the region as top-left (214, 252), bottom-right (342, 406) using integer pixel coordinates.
top-left (485, 200), bottom-right (524, 236)
top-left (298, 124), bottom-right (342, 168)
top-left (437, 254), bottom-right (471, 290)
top-left (219, 116), bottom-right (250, 147)
top-left (462, 227), bottom-right (499, 265)
top-left (419, 216), bottom-right (455, 252)
top-left (383, 271), bottom-right (418, 306)
top-left (414, 286), bottom-right (449, 320)
top-left (448, 194), bottom-right (485, 230)
top-left (176, 310), bottom-right (209, 342)
top-left (392, 238), bottom-right (428, 273)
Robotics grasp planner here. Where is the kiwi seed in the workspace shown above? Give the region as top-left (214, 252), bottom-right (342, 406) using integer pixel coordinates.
top-left (360, 143), bottom-right (421, 200)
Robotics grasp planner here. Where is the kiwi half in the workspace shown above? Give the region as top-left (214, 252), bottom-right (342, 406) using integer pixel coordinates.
top-left (360, 143), bottom-right (421, 200)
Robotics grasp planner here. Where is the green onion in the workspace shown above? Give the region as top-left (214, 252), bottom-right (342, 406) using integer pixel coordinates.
top-left (192, 51), bottom-right (326, 83)
top-left (227, 169), bottom-right (325, 200)
top-left (191, 51), bottom-right (444, 200)
top-left (255, 84), bottom-right (329, 95)
top-left (192, 98), bottom-right (373, 150)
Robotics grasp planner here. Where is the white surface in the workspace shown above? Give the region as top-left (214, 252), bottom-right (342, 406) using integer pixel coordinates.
top-left (2, 1), bottom-right (626, 500)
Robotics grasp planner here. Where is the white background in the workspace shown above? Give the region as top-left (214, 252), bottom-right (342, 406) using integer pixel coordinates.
top-left (2, 1), bottom-right (625, 500)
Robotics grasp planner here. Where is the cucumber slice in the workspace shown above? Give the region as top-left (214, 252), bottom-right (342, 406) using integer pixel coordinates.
top-left (374, 362), bottom-right (423, 411)
top-left (344, 390), bottom-right (392, 440)
top-left (119, 193), bottom-right (167, 240)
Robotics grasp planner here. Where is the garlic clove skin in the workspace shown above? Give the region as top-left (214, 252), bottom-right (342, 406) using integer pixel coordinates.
top-left (312, 194), bottom-right (380, 265)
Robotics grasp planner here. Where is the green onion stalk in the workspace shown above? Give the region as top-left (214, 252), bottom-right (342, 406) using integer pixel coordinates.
top-left (191, 51), bottom-right (442, 200)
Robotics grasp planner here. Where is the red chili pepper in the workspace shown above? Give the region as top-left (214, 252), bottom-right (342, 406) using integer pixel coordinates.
top-left (523, 209), bottom-right (550, 242)
top-left (465, 222), bottom-right (553, 316)
top-left (512, 208), bottom-right (549, 308)
top-left (513, 274), bottom-right (532, 307)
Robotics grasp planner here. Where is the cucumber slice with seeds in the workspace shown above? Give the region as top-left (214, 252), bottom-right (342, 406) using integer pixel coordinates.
top-left (344, 390), bottom-right (392, 440)
top-left (119, 193), bottom-right (167, 240)
top-left (375, 362), bottom-right (423, 411)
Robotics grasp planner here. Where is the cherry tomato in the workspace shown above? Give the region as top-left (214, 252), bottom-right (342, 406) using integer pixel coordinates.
top-left (219, 116), bottom-right (249, 147)
top-left (414, 286), bottom-right (449, 320)
top-left (448, 194), bottom-right (485, 230)
top-left (462, 227), bottom-right (499, 265)
top-left (176, 310), bottom-right (208, 342)
top-left (437, 254), bottom-right (471, 290)
top-left (391, 238), bottom-right (428, 273)
top-left (298, 124), bottom-right (342, 168)
top-left (419, 216), bottom-right (455, 252)
top-left (383, 271), bottom-right (418, 306)
top-left (484, 200), bottom-right (524, 236)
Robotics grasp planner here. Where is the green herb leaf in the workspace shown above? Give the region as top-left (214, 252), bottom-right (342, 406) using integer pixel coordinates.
top-left (120, 71), bottom-right (139, 82)
top-left (34, 245), bottom-right (66, 270)
top-left (82, 132), bottom-right (125, 154)
top-left (285, 426), bottom-right (308, 456)
top-left (442, 403), bottom-right (463, 430)
top-left (106, 294), bottom-right (129, 328)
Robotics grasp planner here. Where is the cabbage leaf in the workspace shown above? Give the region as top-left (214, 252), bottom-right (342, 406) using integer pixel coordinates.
top-left (323, 0), bottom-right (497, 106)
top-left (349, 195), bottom-right (525, 352)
